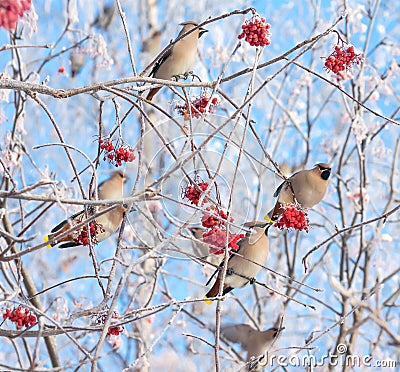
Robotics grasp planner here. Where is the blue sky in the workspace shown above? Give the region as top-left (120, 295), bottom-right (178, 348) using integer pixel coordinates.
top-left (0, 0), bottom-right (399, 370)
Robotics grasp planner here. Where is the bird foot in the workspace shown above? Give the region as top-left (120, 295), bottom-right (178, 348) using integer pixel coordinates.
top-left (184, 71), bottom-right (193, 79)
top-left (171, 72), bottom-right (190, 81)
top-left (172, 71), bottom-right (193, 80)
top-left (249, 277), bottom-right (256, 285)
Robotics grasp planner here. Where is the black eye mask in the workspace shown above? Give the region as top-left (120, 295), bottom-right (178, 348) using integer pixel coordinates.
top-left (321, 168), bottom-right (331, 180)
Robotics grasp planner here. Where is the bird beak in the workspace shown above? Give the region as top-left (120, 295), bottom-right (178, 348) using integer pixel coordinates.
top-left (199, 28), bottom-right (208, 37)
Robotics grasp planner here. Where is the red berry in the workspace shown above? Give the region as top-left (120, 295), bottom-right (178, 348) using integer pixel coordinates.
top-left (324, 44), bottom-right (362, 79)
top-left (274, 204), bottom-right (310, 231)
top-left (238, 15), bottom-right (271, 47)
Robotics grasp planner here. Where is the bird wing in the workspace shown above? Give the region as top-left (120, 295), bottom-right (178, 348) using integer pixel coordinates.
top-left (205, 231), bottom-right (248, 286)
top-left (273, 170), bottom-right (301, 197)
top-left (205, 262), bottom-right (222, 286)
top-left (205, 249), bottom-right (236, 286)
top-left (243, 221), bottom-right (267, 228)
top-left (50, 210), bottom-right (84, 233)
top-left (273, 180), bottom-right (286, 198)
top-left (58, 241), bottom-right (81, 249)
top-left (149, 48), bottom-right (173, 77)
top-left (221, 324), bottom-right (256, 347)
top-left (97, 177), bottom-right (111, 196)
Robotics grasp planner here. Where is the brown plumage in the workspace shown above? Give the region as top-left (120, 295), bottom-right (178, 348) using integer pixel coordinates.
top-left (70, 49), bottom-right (86, 79)
top-left (267, 163), bottom-right (331, 221)
top-left (189, 227), bottom-right (223, 266)
top-left (189, 227), bottom-right (209, 258)
top-left (221, 324), bottom-right (284, 371)
top-left (142, 30), bottom-right (162, 56)
top-left (44, 171), bottom-right (128, 248)
top-left (147, 21), bottom-right (207, 101)
top-left (204, 221), bottom-right (270, 303)
top-left (222, 324), bottom-right (283, 370)
top-left (91, 4), bottom-right (116, 30)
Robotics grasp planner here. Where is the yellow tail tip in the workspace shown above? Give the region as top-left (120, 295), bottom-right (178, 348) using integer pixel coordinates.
top-left (203, 296), bottom-right (212, 305)
top-left (264, 215), bottom-right (274, 224)
top-left (44, 235), bottom-right (52, 249)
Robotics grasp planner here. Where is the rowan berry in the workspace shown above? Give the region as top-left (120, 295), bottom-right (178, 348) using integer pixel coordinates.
top-left (238, 15), bottom-right (271, 47)
top-left (274, 204), bottom-right (310, 232)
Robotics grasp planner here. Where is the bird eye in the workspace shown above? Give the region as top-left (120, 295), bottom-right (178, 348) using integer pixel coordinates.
top-left (273, 328), bottom-right (281, 337)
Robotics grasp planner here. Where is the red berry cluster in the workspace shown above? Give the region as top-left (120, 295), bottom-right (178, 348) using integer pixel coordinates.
top-left (201, 206), bottom-right (232, 229)
top-left (73, 220), bottom-right (105, 246)
top-left (99, 138), bottom-right (136, 167)
top-left (324, 45), bottom-right (362, 76)
top-left (3, 306), bottom-right (37, 329)
top-left (274, 204), bottom-right (310, 232)
top-left (184, 178), bottom-right (244, 255)
top-left (200, 206), bottom-right (243, 255)
top-left (93, 311), bottom-right (124, 336)
top-left (238, 15), bottom-right (271, 47)
top-left (203, 229), bottom-right (245, 255)
top-left (0, 0), bottom-right (31, 30)
top-left (175, 94), bottom-right (220, 120)
top-left (183, 181), bottom-right (210, 206)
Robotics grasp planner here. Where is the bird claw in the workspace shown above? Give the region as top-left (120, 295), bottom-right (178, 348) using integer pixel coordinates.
top-left (172, 71), bottom-right (193, 81)
top-left (249, 277), bottom-right (256, 285)
top-left (172, 73), bottom-right (185, 81)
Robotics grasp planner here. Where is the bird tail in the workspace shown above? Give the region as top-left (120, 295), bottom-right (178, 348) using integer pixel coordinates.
top-left (44, 233), bottom-right (80, 249)
top-left (264, 211), bottom-right (275, 224)
top-left (44, 218), bottom-right (73, 248)
top-left (264, 204), bottom-right (283, 224)
top-left (44, 234), bottom-right (54, 249)
top-left (146, 87), bottom-right (161, 101)
top-left (58, 242), bottom-right (81, 249)
top-left (203, 296), bottom-right (213, 305)
top-left (204, 278), bottom-right (222, 305)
